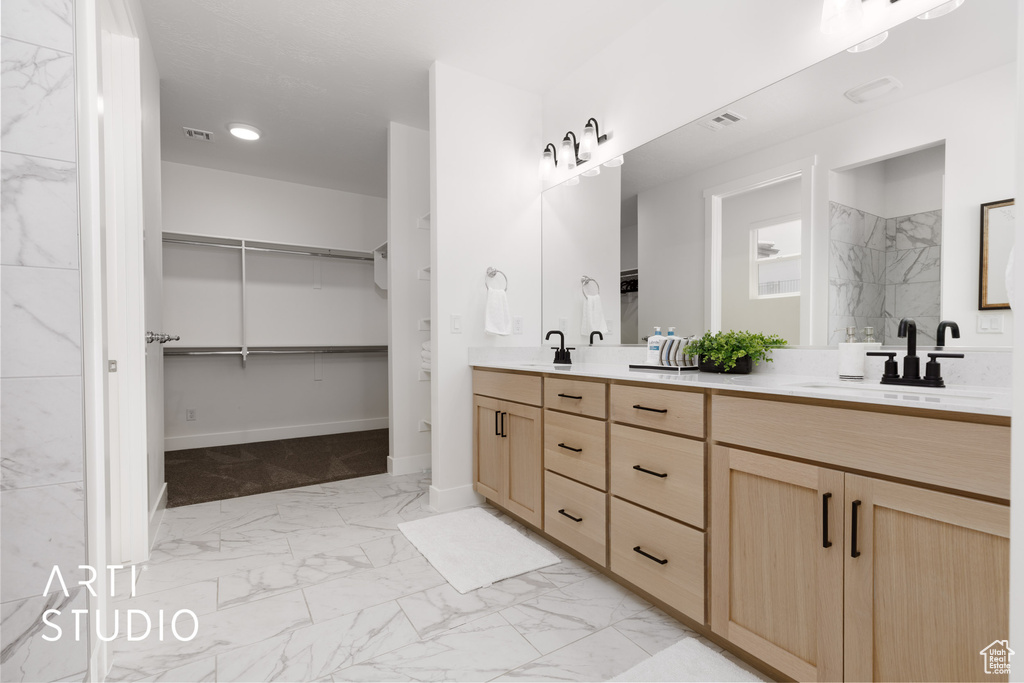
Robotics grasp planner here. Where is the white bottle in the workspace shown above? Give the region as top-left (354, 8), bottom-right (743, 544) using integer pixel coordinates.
top-left (647, 327), bottom-right (664, 364)
top-left (662, 327), bottom-right (677, 362)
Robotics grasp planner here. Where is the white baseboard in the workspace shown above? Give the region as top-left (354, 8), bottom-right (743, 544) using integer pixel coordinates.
top-left (428, 483), bottom-right (483, 512)
top-left (164, 417), bottom-right (390, 451)
top-left (149, 482), bottom-right (167, 549)
top-left (388, 452), bottom-right (431, 475)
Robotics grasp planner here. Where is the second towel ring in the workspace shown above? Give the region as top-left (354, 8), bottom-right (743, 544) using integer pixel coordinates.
top-left (581, 276), bottom-right (600, 296)
top-left (486, 267), bottom-right (508, 291)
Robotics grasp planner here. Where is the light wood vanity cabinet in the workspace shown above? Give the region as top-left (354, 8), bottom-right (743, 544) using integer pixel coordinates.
top-left (471, 371), bottom-right (543, 527)
top-left (711, 396), bottom-right (1011, 683)
top-left (472, 369), bottom-right (1011, 682)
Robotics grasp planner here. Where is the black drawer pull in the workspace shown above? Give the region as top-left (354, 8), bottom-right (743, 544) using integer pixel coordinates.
top-left (822, 492), bottom-right (832, 548)
top-left (633, 465), bottom-right (667, 478)
top-left (558, 443), bottom-right (583, 453)
top-left (494, 410), bottom-right (500, 436)
top-left (500, 412), bottom-right (506, 438)
top-left (633, 546), bottom-right (668, 565)
top-left (558, 509), bottom-right (582, 523)
top-left (850, 500), bottom-right (862, 558)
top-left (632, 404), bottom-right (667, 414)
top-left (557, 393), bottom-right (583, 400)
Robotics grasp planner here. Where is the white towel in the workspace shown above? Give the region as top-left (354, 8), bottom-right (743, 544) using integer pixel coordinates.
top-left (580, 293), bottom-right (608, 335)
top-left (421, 341), bottom-right (431, 352)
top-left (485, 288), bottom-right (512, 335)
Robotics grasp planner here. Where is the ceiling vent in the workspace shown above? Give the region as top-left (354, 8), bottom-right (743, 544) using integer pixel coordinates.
top-left (183, 126), bottom-right (214, 141)
top-left (844, 76), bottom-right (903, 104)
top-left (700, 110), bottom-right (746, 131)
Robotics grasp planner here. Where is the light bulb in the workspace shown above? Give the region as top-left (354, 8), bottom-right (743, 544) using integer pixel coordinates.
top-left (565, 175), bottom-right (580, 186)
top-left (540, 148), bottom-right (555, 178)
top-left (579, 122), bottom-right (596, 161)
top-left (561, 137), bottom-right (576, 170)
top-left (847, 31), bottom-right (888, 53)
top-left (582, 165), bottom-right (600, 177)
top-left (603, 155), bottom-right (624, 168)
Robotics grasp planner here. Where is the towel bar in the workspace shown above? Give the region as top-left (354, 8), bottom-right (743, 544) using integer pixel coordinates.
top-left (581, 275), bottom-right (600, 295)
top-left (485, 267), bottom-right (508, 291)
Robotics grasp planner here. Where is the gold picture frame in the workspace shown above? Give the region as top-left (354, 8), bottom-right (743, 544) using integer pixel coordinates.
top-left (979, 198), bottom-right (1015, 310)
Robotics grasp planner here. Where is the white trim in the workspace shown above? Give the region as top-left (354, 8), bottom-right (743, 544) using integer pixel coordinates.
top-left (428, 483), bottom-right (483, 513)
top-left (164, 417), bottom-right (389, 451)
top-left (703, 156), bottom-right (816, 343)
top-left (148, 482), bottom-right (167, 548)
top-left (388, 452), bottom-right (432, 475)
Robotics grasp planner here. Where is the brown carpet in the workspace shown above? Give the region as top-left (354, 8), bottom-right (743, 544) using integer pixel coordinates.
top-left (165, 429), bottom-right (389, 507)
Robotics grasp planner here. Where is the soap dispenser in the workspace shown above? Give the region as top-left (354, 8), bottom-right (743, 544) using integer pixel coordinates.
top-left (647, 327), bottom-right (663, 364)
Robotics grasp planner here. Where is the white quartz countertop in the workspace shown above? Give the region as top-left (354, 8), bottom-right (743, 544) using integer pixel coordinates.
top-left (471, 361), bottom-right (1012, 418)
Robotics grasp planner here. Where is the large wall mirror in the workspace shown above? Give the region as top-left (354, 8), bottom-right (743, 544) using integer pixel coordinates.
top-left (541, 0), bottom-right (1017, 347)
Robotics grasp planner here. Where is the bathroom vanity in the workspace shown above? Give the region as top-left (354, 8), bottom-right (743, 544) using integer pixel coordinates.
top-left (471, 363), bottom-right (1011, 682)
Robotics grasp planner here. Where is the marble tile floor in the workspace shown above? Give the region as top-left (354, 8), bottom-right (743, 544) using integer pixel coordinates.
top-left (106, 471), bottom-right (767, 682)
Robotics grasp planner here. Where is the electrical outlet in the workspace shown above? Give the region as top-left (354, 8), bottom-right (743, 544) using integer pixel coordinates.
top-left (513, 316), bottom-right (523, 335)
top-left (558, 317), bottom-right (568, 331)
top-left (185, 408), bottom-right (197, 421)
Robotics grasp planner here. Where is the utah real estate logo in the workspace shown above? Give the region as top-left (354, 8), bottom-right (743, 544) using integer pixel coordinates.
top-left (980, 640), bottom-right (1014, 675)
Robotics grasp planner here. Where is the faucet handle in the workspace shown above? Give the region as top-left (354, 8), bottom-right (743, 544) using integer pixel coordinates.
top-left (866, 351), bottom-right (899, 380)
top-left (927, 352), bottom-right (964, 360)
top-left (924, 352), bottom-right (963, 385)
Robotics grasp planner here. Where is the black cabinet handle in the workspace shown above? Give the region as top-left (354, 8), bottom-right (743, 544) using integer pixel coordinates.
top-left (851, 500), bottom-right (862, 558)
top-left (494, 410), bottom-right (500, 436)
top-left (822, 492), bottom-right (832, 548)
top-left (632, 404), bottom-right (668, 414)
top-left (633, 465), bottom-right (668, 478)
top-left (558, 509), bottom-right (582, 523)
top-left (558, 443), bottom-right (583, 453)
top-left (500, 412), bottom-right (507, 438)
top-left (557, 393), bottom-right (583, 400)
top-left (633, 546), bottom-right (668, 565)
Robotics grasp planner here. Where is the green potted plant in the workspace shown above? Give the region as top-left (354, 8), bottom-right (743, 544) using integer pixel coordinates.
top-left (683, 330), bottom-right (787, 374)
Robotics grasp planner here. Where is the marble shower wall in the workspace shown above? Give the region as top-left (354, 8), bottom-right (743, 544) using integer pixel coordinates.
top-left (885, 211), bottom-right (942, 345)
top-left (828, 202), bottom-right (887, 344)
top-left (829, 203), bottom-right (942, 346)
top-left (1, 1), bottom-right (89, 681)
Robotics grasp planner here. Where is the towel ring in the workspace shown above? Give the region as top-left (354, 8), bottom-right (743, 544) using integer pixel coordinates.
top-left (581, 276), bottom-right (600, 296)
top-left (486, 267), bottom-right (508, 291)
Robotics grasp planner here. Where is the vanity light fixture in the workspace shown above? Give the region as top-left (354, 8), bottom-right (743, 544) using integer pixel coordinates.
top-left (582, 166), bottom-right (601, 177)
top-left (847, 31), bottom-right (888, 52)
top-left (603, 155), bottom-right (624, 168)
top-left (560, 131), bottom-right (579, 170)
top-left (228, 123), bottom-right (261, 141)
top-left (540, 143), bottom-right (558, 178)
top-left (820, 0), bottom-right (863, 35)
top-left (917, 0), bottom-right (964, 20)
top-left (565, 176), bottom-right (580, 187)
top-left (578, 117), bottom-right (608, 161)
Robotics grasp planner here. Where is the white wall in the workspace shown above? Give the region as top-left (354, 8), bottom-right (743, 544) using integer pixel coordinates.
top-left (881, 144), bottom-right (945, 219)
top-left (387, 122), bottom-right (431, 475)
top-left (637, 65), bottom-right (1016, 346)
top-left (1009, 0), bottom-right (1023, 663)
top-left (161, 161), bottom-right (385, 250)
top-left (160, 162), bottom-right (388, 449)
top-left (430, 61), bottom-right (542, 511)
top-left (541, 0), bottom-right (949, 186)
top-left (542, 166), bottom-right (621, 346)
top-left (720, 177), bottom-right (801, 341)
top-left (620, 195), bottom-right (638, 271)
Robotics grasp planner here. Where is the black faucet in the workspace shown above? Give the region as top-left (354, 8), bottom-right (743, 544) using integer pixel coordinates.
top-left (867, 317), bottom-right (962, 387)
top-left (589, 331), bottom-right (603, 346)
top-left (545, 330), bottom-right (574, 364)
top-left (936, 320), bottom-right (960, 346)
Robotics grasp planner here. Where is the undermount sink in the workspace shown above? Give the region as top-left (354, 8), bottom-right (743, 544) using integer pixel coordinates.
top-left (516, 362), bottom-right (572, 370)
top-left (790, 381), bottom-right (994, 403)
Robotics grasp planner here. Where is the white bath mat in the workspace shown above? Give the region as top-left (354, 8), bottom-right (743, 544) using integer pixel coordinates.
top-left (611, 637), bottom-right (768, 682)
top-left (398, 507), bottom-right (559, 594)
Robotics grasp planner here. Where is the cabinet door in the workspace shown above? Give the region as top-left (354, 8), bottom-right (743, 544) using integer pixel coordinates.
top-left (503, 401), bottom-right (543, 528)
top-left (473, 395), bottom-right (504, 504)
top-left (711, 446), bottom-right (844, 682)
top-left (844, 475), bottom-right (1010, 682)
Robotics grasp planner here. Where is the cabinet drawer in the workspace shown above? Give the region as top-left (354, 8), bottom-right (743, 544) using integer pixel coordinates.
top-left (712, 395), bottom-right (1011, 500)
top-left (473, 369), bottom-right (542, 406)
top-left (610, 497), bottom-right (705, 622)
top-left (545, 410), bottom-right (606, 490)
top-left (545, 378), bottom-right (607, 418)
top-left (610, 424), bottom-right (704, 528)
top-left (544, 471), bottom-right (606, 566)
top-left (610, 384), bottom-right (704, 438)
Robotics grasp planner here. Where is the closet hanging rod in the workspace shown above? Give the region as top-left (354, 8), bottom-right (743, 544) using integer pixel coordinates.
top-left (163, 349), bottom-right (244, 356)
top-left (244, 246), bottom-right (374, 262)
top-left (247, 346), bottom-right (387, 355)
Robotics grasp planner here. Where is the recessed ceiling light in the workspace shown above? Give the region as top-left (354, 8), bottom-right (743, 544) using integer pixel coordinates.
top-left (917, 0), bottom-right (965, 20)
top-left (847, 31), bottom-right (888, 53)
top-left (228, 123), bottom-right (261, 141)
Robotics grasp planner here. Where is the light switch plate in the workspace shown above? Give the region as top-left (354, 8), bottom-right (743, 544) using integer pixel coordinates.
top-left (450, 314), bottom-right (462, 334)
top-left (977, 313), bottom-right (1005, 333)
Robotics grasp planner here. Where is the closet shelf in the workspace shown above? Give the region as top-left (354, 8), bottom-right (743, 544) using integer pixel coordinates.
top-left (162, 232), bottom-right (374, 262)
top-left (417, 213), bottom-right (431, 230)
top-left (165, 345), bottom-right (388, 357)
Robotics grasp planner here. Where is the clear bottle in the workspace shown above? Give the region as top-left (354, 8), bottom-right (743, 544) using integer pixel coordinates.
top-left (862, 326), bottom-right (876, 343)
top-left (845, 326), bottom-right (858, 343)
